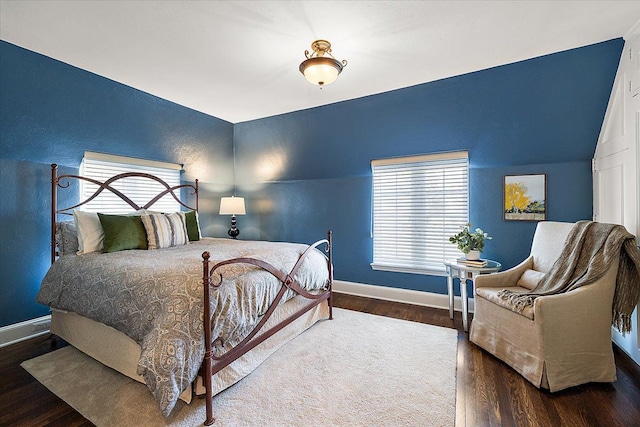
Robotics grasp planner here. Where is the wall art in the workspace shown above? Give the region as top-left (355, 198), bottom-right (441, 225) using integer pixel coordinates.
top-left (504, 174), bottom-right (546, 221)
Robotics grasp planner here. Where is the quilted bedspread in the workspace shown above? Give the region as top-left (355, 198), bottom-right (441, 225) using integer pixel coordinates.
top-left (37, 237), bottom-right (329, 416)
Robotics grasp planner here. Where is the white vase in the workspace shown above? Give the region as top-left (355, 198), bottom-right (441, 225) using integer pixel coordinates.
top-left (466, 250), bottom-right (480, 260)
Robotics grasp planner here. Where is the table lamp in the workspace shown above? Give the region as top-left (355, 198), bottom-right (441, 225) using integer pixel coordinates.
top-left (219, 196), bottom-right (246, 239)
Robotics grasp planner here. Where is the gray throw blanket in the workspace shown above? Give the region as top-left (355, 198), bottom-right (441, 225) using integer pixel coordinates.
top-left (498, 221), bottom-right (640, 333)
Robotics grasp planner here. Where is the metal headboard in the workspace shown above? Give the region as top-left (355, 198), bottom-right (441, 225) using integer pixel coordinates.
top-left (50, 163), bottom-right (198, 263)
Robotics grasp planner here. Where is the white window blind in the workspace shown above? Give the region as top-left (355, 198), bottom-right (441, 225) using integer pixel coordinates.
top-left (371, 151), bottom-right (469, 275)
top-left (79, 152), bottom-right (182, 213)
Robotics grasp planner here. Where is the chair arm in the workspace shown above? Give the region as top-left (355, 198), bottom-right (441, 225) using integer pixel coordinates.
top-left (534, 269), bottom-right (616, 348)
top-left (474, 256), bottom-right (533, 289)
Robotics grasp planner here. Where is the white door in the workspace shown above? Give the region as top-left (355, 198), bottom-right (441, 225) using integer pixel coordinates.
top-left (593, 35), bottom-right (640, 366)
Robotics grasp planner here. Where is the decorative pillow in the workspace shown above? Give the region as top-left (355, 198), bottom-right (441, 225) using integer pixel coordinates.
top-left (74, 209), bottom-right (147, 254)
top-left (148, 210), bottom-right (201, 241)
top-left (55, 220), bottom-right (79, 256)
top-left (141, 212), bottom-right (189, 249)
top-left (516, 269), bottom-right (546, 290)
top-left (73, 210), bottom-right (104, 254)
top-left (98, 213), bottom-right (148, 253)
top-left (185, 210), bottom-right (201, 241)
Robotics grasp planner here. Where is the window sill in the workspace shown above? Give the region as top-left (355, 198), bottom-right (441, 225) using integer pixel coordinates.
top-left (370, 263), bottom-right (447, 277)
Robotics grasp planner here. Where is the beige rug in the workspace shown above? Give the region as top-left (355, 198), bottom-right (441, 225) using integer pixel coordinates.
top-left (22, 308), bottom-right (457, 426)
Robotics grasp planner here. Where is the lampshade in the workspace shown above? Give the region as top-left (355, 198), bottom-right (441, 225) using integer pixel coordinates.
top-left (299, 40), bottom-right (347, 87)
top-left (219, 196), bottom-right (246, 215)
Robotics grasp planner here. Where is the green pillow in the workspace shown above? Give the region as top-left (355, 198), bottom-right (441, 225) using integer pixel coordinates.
top-left (98, 213), bottom-right (148, 253)
top-left (185, 210), bottom-right (201, 241)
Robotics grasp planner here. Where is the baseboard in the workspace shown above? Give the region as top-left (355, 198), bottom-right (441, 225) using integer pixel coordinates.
top-left (0, 315), bottom-right (51, 348)
top-left (0, 281), bottom-right (468, 348)
top-left (333, 280), bottom-right (474, 313)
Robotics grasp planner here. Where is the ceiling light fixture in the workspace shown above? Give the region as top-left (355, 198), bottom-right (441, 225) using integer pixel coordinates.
top-left (299, 40), bottom-right (347, 87)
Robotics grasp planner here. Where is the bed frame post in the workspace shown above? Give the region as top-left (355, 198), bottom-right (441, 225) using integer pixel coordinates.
top-left (327, 229), bottom-right (333, 320)
top-left (202, 251), bottom-right (214, 426)
top-left (51, 164), bottom-right (58, 264)
top-left (195, 179), bottom-right (199, 212)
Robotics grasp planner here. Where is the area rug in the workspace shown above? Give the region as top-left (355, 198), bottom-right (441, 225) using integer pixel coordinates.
top-left (21, 308), bottom-right (457, 426)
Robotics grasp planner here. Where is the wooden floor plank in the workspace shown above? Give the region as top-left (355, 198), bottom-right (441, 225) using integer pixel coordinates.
top-left (1, 293), bottom-right (639, 426)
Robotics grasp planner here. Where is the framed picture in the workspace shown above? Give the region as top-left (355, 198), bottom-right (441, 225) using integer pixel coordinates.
top-left (504, 174), bottom-right (546, 221)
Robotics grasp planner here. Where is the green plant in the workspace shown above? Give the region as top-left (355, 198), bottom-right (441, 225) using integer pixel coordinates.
top-left (449, 223), bottom-right (492, 254)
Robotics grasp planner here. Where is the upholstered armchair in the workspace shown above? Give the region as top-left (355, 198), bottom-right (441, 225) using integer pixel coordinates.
top-left (470, 221), bottom-right (619, 391)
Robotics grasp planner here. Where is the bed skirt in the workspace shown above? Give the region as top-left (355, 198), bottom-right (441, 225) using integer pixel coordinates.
top-left (51, 296), bottom-right (330, 404)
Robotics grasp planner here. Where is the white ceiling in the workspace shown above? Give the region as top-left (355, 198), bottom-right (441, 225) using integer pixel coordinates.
top-left (1, 1), bottom-right (640, 124)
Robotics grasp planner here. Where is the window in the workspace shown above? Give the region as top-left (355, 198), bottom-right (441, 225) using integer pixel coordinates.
top-left (79, 151), bottom-right (182, 213)
top-left (371, 151), bottom-right (469, 275)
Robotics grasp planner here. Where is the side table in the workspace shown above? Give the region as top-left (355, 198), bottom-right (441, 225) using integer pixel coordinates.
top-left (444, 259), bottom-right (501, 332)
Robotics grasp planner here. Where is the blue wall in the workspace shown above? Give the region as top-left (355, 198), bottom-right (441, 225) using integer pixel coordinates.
top-left (0, 38), bottom-right (624, 328)
top-left (0, 41), bottom-right (235, 327)
top-left (234, 39), bottom-right (623, 295)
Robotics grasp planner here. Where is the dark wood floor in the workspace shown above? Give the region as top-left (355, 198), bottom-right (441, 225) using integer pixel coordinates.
top-left (1, 293), bottom-right (639, 426)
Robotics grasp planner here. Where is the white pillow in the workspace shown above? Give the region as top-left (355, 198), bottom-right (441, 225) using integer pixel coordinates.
top-left (73, 210), bottom-right (104, 254)
top-left (73, 209), bottom-right (147, 254)
top-left (141, 212), bottom-right (189, 249)
top-left (516, 269), bottom-right (546, 290)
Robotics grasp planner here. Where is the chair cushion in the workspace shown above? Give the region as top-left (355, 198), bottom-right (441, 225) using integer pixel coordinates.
top-left (475, 286), bottom-right (534, 320)
top-left (516, 269), bottom-right (546, 290)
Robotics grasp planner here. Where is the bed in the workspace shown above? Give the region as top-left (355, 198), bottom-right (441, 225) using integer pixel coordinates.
top-left (37, 164), bottom-right (333, 425)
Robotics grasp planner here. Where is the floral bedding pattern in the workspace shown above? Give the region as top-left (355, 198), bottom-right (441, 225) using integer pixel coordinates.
top-left (37, 237), bottom-right (329, 416)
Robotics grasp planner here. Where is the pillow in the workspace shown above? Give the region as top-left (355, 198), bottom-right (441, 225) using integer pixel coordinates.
top-left (147, 210), bottom-right (201, 241)
top-left (141, 212), bottom-right (189, 249)
top-left (98, 213), bottom-right (148, 253)
top-left (185, 210), bottom-right (201, 241)
top-left (55, 220), bottom-right (79, 256)
top-left (73, 210), bottom-right (104, 254)
top-left (516, 269), bottom-right (546, 290)
top-left (74, 209), bottom-right (147, 254)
